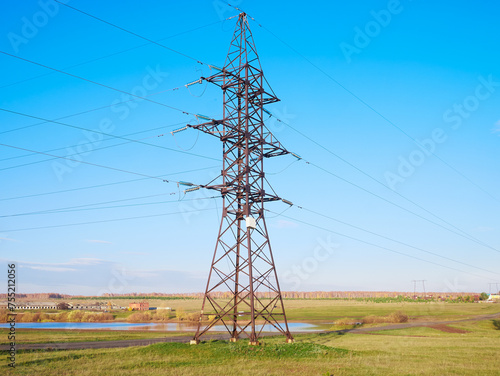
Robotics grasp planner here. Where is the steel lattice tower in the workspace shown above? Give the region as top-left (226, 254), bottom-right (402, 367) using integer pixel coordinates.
top-left (189, 13), bottom-right (294, 345)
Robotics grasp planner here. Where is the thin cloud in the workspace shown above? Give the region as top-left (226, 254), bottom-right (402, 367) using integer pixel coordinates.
top-left (29, 266), bottom-right (77, 272)
top-left (85, 239), bottom-right (113, 244)
top-left (275, 219), bottom-right (299, 229)
top-left (121, 251), bottom-right (151, 256)
top-left (20, 258), bottom-right (108, 267)
top-left (0, 237), bottom-right (18, 242)
top-left (493, 120), bottom-right (500, 133)
top-left (473, 226), bottom-right (495, 233)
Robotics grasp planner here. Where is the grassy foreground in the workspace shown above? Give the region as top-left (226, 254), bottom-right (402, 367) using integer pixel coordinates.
top-left (3, 300), bottom-right (499, 375)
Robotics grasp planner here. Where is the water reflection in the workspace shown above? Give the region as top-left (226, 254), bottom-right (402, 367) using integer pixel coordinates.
top-left (0, 321), bottom-right (319, 332)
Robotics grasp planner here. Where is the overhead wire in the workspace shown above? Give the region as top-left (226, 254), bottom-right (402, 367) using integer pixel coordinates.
top-left (3, 4), bottom-right (495, 284)
top-left (2, 207), bottom-right (218, 233)
top-left (0, 165), bottom-right (218, 202)
top-left (293, 205), bottom-right (500, 278)
top-left (1, 196), bottom-right (219, 218)
top-left (53, 0), bottom-right (208, 66)
top-left (265, 209), bottom-right (489, 281)
top-left (0, 51), bottom-right (199, 117)
top-left (0, 18), bottom-right (227, 91)
top-left (0, 142), bottom-right (208, 187)
top-left (0, 108), bottom-right (219, 168)
top-left (0, 124), bottom-right (204, 173)
top-left (227, 1), bottom-right (499, 203)
top-left (218, 3), bottom-right (499, 254)
top-left (0, 121), bottom-right (187, 163)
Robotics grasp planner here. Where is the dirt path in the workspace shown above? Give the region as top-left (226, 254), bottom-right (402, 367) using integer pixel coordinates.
top-left (346, 312), bottom-right (500, 334)
top-left (2, 312), bottom-right (498, 351)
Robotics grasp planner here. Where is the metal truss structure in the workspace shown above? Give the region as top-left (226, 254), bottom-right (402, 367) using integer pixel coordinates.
top-left (189, 13), bottom-right (294, 345)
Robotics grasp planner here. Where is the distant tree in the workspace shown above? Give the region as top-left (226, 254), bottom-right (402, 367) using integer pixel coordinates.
top-left (479, 292), bottom-right (489, 301)
top-left (57, 302), bottom-right (70, 310)
top-left (176, 307), bottom-right (186, 321)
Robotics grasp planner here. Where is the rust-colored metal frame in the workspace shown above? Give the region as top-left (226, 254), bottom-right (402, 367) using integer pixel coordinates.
top-left (189, 13), bottom-right (293, 344)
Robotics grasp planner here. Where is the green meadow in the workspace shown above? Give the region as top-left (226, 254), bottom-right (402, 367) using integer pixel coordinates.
top-left (2, 299), bottom-right (499, 375)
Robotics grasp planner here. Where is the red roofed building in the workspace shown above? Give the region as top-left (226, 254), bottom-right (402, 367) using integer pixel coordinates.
top-left (129, 301), bottom-right (149, 311)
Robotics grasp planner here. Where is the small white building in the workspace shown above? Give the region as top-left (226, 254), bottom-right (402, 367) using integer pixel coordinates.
top-left (487, 294), bottom-right (500, 301)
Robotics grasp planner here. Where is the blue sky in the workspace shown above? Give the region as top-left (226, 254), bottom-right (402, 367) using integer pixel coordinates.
top-left (1, 0), bottom-right (499, 295)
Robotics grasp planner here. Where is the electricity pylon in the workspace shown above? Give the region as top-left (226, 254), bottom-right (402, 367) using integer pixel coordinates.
top-left (189, 12), bottom-right (294, 345)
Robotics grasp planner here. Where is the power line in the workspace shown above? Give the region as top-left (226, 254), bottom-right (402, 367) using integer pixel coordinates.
top-left (0, 19), bottom-right (226, 91)
top-left (215, 3), bottom-right (500, 256)
top-left (295, 205), bottom-right (500, 278)
top-left (1, 195), bottom-right (218, 218)
top-left (0, 108), bottom-right (219, 166)
top-left (0, 121), bottom-right (186, 163)
top-left (243, 8), bottom-right (498, 203)
top-left (1, 207), bottom-right (217, 233)
top-left (266, 209), bottom-right (487, 281)
top-left (306, 161), bottom-right (499, 254)
top-left (0, 142), bottom-right (202, 184)
top-left (0, 51), bottom-right (199, 117)
top-left (0, 84), bottom-right (187, 136)
top-left (260, 96), bottom-right (498, 254)
top-left (0, 165), bottom-right (218, 202)
top-left (0, 126), bottom-right (206, 173)
top-left (53, 1), bottom-right (209, 66)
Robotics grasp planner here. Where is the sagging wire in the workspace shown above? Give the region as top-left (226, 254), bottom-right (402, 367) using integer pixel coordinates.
top-left (267, 158), bottom-right (299, 175)
top-left (172, 127), bottom-right (200, 152)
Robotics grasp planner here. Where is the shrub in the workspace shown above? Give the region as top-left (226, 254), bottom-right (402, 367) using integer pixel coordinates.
top-left (388, 311), bottom-right (409, 323)
top-left (208, 314), bottom-right (217, 322)
top-left (154, 310), bottom-right (171, 322)
top-left (55, 312), bottom-right (69, 321)
top-left (333, 318), bottom-right (357, 326)
top-left (175, 307), bottom-right (186, 321)
top-left (127, 312), bottom-right (151, 322)
top-left (0, 309), bottom-right (8, 323)
top-left (493, 320), bottom-right (500, 330)
top-left (363, 311), bottom-right (408, 324)
top-left (185, 313), bottom-right (199, 322)
top-left (67, 310), bottom-right (85, 322)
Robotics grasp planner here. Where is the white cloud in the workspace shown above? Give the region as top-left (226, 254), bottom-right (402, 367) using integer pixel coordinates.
top-left (275, 219), bottom-right (299, 229)
top-left (0, 237), bottom-right (18, 242)
top-left (29, 266), bottom-right (77, 272)
top-left (493, 120), bottom-right (500, 133)
top-left (121, 251), bottom-right (151, 256)
top-left (7, 257), bottom-right (205, 295)
top-left (69, 258), bottom-right (106, 265)
top-left (473, 226), bottom-right (495, 233)
top-left (85, 239), bottom-right (112, 244)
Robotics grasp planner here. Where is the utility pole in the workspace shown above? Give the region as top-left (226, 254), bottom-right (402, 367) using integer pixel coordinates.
top-left (189, 13), bottom-right (294, 345)
top-left (412, 280), bottom-right (426, 298)
top-left (489, 283), bottom-right (500, 295)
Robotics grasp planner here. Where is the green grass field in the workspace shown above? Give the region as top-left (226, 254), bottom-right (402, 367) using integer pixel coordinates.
top-left (3, 299), bottom-right (499, 375)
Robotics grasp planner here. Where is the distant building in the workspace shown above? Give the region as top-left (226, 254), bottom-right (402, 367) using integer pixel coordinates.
top-left (129, 301), bottom-right (149, 311)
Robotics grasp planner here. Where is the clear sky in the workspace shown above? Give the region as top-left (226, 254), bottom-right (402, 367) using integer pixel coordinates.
top-left (1, 0), bottom-right (499, 295)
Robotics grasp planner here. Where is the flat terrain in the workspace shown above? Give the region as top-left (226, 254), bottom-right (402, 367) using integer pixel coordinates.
top-left (2, 300), bottom-right (499, 375)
